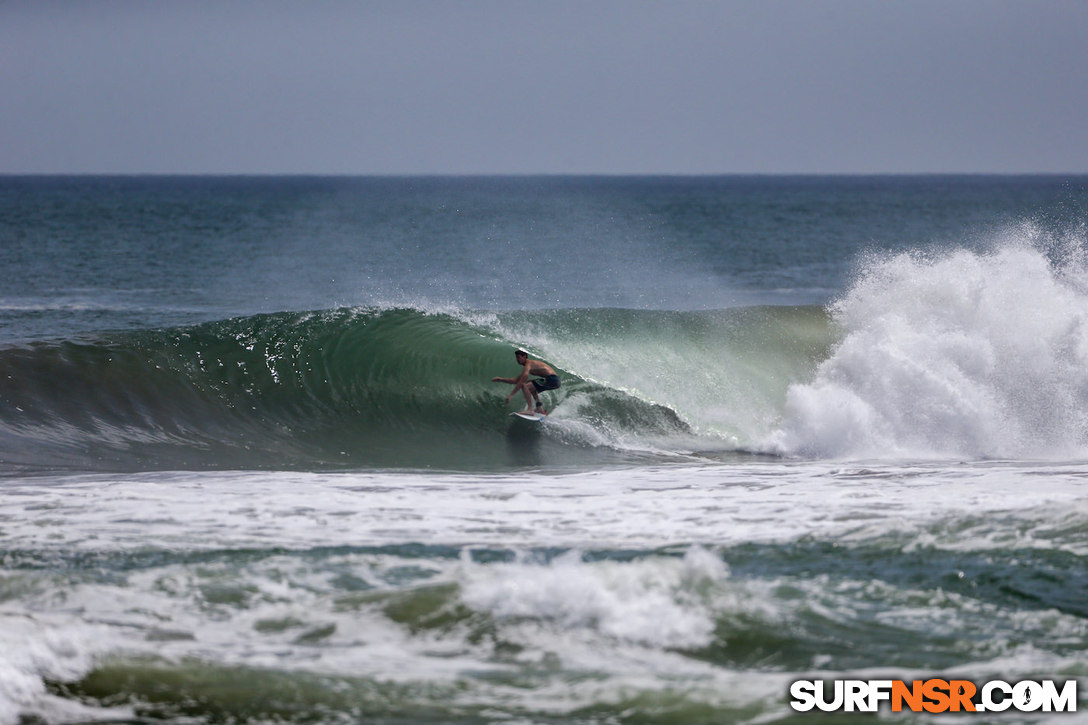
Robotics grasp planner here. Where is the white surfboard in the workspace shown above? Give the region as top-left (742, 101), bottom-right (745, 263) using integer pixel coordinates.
top-left (510, 412), bottom-right (546, 422)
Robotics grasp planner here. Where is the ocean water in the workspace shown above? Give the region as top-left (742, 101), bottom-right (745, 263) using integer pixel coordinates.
top-left (1, 175), bottom-right (1087, 723)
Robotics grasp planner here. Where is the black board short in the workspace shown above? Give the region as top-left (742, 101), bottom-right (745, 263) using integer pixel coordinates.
top-left (531, 375), bottom-right (561, 392)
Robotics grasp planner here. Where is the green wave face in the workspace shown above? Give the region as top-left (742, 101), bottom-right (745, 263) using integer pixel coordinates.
top-left (0, 306), bottom-right (832, 472)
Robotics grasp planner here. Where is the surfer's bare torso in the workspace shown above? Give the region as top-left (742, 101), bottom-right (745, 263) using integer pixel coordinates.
top-left (524, 359), bottom-right (555, 378)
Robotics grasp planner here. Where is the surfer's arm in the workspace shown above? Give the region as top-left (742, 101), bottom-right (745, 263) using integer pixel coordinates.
top-left (513, 362), bottom-right (532, 387)
top-left (498, 362), bottom-right (531, 387)
top-left (494, 364), bottom-right (532, 401)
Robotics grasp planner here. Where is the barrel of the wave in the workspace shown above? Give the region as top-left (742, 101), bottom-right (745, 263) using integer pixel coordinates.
top-left (0, 309), bottom-right (539, 472)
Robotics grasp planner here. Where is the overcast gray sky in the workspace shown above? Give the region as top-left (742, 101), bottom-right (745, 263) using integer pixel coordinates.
top-left (2, 0), bottom-right (1086, 175)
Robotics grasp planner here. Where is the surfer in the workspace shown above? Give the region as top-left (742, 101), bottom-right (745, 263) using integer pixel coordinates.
top-left (492, 348), bottom-right (560, 415)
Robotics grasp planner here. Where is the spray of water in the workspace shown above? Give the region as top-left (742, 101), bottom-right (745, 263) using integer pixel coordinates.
top-left (771, 224), bottom-right (1088, 460)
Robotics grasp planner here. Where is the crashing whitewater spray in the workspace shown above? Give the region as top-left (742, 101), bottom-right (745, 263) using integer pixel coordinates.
top-left (771, 227), bottom-right (1088, 459)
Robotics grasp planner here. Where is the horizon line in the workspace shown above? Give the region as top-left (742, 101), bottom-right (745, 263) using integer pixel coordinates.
top-left (3, 171), bottom-right (1087, 179)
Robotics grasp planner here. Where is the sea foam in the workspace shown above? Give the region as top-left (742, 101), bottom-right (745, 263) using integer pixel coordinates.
top-left (457, 547), bottom-right (729, 650)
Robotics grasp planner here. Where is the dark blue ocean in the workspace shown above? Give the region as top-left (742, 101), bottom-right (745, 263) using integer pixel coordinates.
top-left (1, 175), bottom-right (1086, 723)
